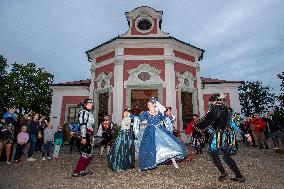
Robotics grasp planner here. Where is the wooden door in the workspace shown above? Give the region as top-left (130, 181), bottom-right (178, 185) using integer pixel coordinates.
top-left (98, 93), bottom-right (109, 125)
top-left (181, 92), bottom-right (193, 130)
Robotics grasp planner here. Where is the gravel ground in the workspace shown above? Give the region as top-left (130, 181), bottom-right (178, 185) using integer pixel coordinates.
top-left (0, 143), bottom-right (283, 189)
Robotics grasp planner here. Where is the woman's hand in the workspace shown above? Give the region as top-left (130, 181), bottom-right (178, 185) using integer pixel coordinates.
top-left (81, 138), bottom-right (86, 145)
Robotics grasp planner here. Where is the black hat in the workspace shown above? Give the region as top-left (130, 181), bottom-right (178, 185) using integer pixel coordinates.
top-left (165, 107), bottom-right (172, 111)
top-left (148, 97), bottom-right (157, 104)
top-left (124, 106), bottom-right (131, 112)
top-left (80, 99), bottom-right (93, 107)
top-left (82, 98), bottom-right (93, 104)
top-left (209, 93), bottom-right (227, 102)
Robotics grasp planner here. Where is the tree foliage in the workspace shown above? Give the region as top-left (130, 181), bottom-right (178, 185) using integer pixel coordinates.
top-left (274, 72), bottom-right (284, 123)
top-left (238, 81), bottom-right (275, 116)
top-left (0, 55), bottom-right (9, 115)
top-left (277, 72), bottom-right (284, 108)
top-left (1, 55), bottom-right (54, 116)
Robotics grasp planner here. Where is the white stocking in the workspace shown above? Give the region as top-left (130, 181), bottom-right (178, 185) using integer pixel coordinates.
top-left (100, 146), bottom-right (104, 156)
top-left (107, 146), bottom-right (110, 154)
top-left (171, 158), bottom-right (179, 169)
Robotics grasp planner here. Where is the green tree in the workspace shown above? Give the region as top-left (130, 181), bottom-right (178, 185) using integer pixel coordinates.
top-left (0, 55), bottom-right (8, 115)
top-left (238, 81), bottom-right (275, 116)
top-left (5, 63), bottom-right (54, 116)
top-left (277, 72), bottom-right (284, 108)
top-left (275, 72), bottom-right (284, 122)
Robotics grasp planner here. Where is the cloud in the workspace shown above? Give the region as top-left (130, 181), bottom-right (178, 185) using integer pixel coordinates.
top-left (0, 0), bottom-right (283, 94)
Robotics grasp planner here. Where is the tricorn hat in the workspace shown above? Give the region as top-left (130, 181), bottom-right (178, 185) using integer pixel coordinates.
top-left (209, 93), bottom-right (227, 102)
top-left (124, 106), bottom-right (131, 112)
top-left (82, 98), bottom-right (93, 104)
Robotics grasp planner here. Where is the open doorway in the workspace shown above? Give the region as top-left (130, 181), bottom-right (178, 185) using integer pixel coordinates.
top-left (98, 93), bottom-right (109, 125)
top-left (181, 91), bottom-right (193, 130)
top-left (131, 89), bottom-right (158, 115)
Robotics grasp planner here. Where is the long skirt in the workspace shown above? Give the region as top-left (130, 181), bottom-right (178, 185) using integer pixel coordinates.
top-left (108, 130), bottom-right (135, 171)
top-left (138, 125), bottom-right (186, 171)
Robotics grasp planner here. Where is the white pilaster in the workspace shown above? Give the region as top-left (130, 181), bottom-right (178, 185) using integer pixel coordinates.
top-left (112, 58), bottom-right (124, 124)
top-left (164, 59), bottom-right (176, 110)
top-left (89, 64), bottom-right (96, 100)
top-left (196, 64), bottom-right (205, 116)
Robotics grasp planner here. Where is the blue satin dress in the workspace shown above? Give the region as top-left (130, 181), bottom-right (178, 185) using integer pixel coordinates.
top-left (134, 111), bottom-right (186, 171)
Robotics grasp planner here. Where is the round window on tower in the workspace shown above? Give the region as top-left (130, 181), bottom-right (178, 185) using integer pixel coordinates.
top-left (135, 16), bottom-right (154, 33)
top-left (137, 19), bottom-right (152, 31)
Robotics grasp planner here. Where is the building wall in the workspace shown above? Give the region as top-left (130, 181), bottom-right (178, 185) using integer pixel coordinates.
top-left (203, 93), bottom-right (231, 113)
top-left (93, 63), bottom-right (115, 126)
top-left (202, 83), bottom-right (242, 114)
top-left (50, 86), bottom-right (89, 129)
top-left (123, 59), bottom-right (166, 111)
top-left (174, 62), bottom-right (197, 130)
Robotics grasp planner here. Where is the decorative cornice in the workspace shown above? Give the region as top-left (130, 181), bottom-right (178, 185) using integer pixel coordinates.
top-left (113, 57), bottom-right (124, 65)
top-left (91, 55), bottom-right (198, 70)
top-left (124, 63), bottom-right (165, 88)
top-left (125, 6), bottom-right (163, 20)
top-left (95, 72), bottom-right (113, 93)
top-left (86, 37), bottom-right (204, 62)
top-left (176, 71), bottom-right (196, 92)
top-left (164, 58), bottom-right (175, 65)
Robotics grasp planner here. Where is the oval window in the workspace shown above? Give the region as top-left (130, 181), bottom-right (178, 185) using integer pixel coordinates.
top-left (137, 19), bottom-right (152, 31)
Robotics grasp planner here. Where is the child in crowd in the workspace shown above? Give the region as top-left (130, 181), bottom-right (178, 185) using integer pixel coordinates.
top-left (68, 123), bottom-right (80, 153)
top-left (42, 122), bottom-right (54, 160)
top-left (53, 127), bottom-right (63, 159)
top-left (14, 125), bottom-right (29, 163)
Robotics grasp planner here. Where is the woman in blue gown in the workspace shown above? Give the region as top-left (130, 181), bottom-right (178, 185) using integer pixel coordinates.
top-left (129, 97), bottom-right (187, 171)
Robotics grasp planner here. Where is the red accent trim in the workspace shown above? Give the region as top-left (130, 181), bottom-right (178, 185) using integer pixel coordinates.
top-left (173, 50), bottom-right (195, 62)
top-left (60, 96), bottom-right (88, 127)
top-left (95, 51), bottom-right (115, 63)
top-left (203, 93), bottom-right (231, 113)
top-left (124, 48), bottom-right (164, 55)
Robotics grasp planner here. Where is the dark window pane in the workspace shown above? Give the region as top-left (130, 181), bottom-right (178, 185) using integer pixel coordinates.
top-left (137, 19), bottom-right (152, 31)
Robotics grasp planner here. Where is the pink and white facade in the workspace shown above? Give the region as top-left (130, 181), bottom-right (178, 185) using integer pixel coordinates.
top-left (50, 6), bottom-right (242, 137)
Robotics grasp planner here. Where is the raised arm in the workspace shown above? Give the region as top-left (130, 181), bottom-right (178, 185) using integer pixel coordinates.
top-left (194, 107), bottom-right (218, 132)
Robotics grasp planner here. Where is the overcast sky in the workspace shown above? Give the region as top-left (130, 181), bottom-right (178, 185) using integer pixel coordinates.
top-left (0, 0), bottom-right (283, 93)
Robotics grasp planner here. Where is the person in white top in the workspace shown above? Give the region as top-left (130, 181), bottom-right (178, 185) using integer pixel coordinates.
top-left (108, 107), bottom-right (135, 171)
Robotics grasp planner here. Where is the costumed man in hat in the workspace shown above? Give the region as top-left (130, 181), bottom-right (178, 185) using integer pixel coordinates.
top-left (97, 115), bottom-right (114, 158)
top-left (72, 99), bottom-right (95, 177)
top-left (193, 93), bottom-right (252, 182)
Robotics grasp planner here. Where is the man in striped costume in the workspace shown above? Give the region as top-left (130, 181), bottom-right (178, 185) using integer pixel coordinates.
top-left (72, 98), bottom-right (95, 177)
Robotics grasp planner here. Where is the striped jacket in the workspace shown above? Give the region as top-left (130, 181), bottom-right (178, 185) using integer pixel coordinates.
top-left (78, 108), bottom-right (94, 138)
